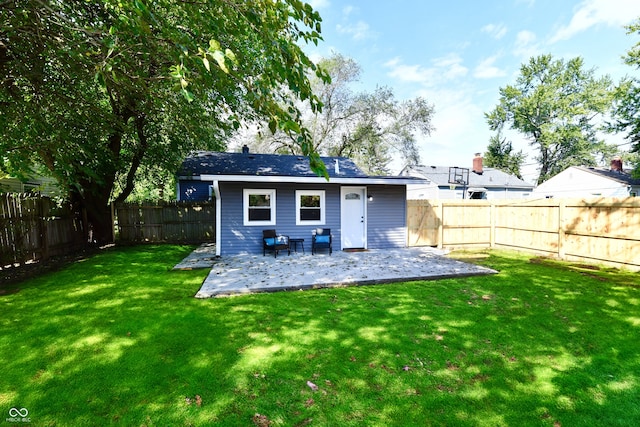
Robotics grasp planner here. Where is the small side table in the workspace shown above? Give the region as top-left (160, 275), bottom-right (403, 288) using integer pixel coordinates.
top-left (289, 238), bottom-right (305, 254)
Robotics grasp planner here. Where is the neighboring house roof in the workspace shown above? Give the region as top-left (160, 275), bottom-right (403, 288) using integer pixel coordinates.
top-left (575, 166), bottom-right (640, 186)
top-left (401, 165), bottom-right (535, 189)
top-left (178, 151), bottom-right (425, 185)
top-left (533, 165), bottom-right (640, 198)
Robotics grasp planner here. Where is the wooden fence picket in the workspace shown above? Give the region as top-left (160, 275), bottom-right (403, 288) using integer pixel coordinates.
top-left (113, 201), bottom-right (215, 244)
top-left (0, 194), bottom-right (85, 268)
top-left (407, 198), bottom-right (640, 271)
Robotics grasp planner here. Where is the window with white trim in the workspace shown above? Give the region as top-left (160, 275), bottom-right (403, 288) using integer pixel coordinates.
top-left (296, 190), bottom-right (325, 225)
top-left (244, 189), bottom-right (276, 226)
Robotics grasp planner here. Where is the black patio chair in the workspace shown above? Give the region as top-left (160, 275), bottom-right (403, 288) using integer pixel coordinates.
top-left (263, 229), bottom-right (290, 257)
top-left (311, 228), bottom-right (332, 255)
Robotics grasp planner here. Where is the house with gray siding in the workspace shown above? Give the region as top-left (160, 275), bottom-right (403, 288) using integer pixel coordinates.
top-left (177, 149), bottom-right (424, 256)
top-left (400, 154), bottom-right (535, 200)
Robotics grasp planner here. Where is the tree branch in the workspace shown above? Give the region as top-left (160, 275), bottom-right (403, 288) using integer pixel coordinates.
top-left (114, 114), bottom-right (148, 203)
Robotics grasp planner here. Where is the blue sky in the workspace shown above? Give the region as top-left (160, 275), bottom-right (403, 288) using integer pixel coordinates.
top-left (305, 0), bottom-right (640, 181)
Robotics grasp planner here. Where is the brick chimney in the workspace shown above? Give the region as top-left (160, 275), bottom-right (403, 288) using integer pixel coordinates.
top-left (242, 144), bottom-right (249, 154)
top-left (610, 156), bottom-right (622, 172)
top-left (472, 153), bottom-right (483, 174)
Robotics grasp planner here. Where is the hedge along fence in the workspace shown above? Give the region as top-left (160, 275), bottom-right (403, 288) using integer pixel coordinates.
top-left (0, 193), bottom-right (85, 267)
top-left (407, 198), bottom-right (640, 271)
top-left (114, 201), bottom-right (215, 243)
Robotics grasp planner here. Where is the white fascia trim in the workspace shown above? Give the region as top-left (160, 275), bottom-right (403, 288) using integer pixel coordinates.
top-left (213, 180), bottom-right (221, 257)
top-left (179, 174), bottom-right (425, 186)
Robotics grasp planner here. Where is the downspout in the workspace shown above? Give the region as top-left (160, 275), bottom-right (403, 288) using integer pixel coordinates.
top-left (213, 180), bottom-right (221, 257)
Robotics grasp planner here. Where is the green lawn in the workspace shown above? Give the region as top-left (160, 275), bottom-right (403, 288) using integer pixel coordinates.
top-left (1, 245), bottom-right (639, 426)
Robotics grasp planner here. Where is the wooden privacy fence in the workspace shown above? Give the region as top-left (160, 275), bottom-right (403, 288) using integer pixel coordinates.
top-left (0, 193), bottom-right (85, 267)
top-left (114, 201), bottom-right (215, 243)
top-left (408, 198), bottom-right (640, 271)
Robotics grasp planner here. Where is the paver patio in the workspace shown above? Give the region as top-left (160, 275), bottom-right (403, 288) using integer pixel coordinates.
top-left (174, 244), bottom-right (497, 297)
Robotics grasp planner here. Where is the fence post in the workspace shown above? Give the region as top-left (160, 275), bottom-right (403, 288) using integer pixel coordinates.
top-left (490, 202), bottom-right (495, 248)
top-left (38, 196), bottom-right (50, 261)
top-left (110, 202), bottom-right (116, 244)
top-left (437, 202), bottom-right (444, 249)
top-left (160, 201), bottom-right (165, 241)
top-left (558, 199), bottom-right (566, 259)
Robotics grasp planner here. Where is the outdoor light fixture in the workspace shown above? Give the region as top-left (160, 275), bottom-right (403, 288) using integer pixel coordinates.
top-left (367, 194), bottom-right (373, 202)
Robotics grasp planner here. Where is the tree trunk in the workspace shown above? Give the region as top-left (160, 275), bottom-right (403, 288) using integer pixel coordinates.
top-left (114, 114), bottom-right (148, 204)
top-left (537, 144), bottom-right (551, 185)
top-left (87, 202), bottom-right (114, 245)
top-left (71, 188), bottom-right (114, 245)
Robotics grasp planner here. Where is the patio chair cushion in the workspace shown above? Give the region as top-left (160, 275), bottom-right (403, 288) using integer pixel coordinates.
top-left (264, 236), bottom-right (288, 246)
top-left (311, 228), bottom-right (332, 255)
top-left (262, 229), bottom-right (290, 257)
top-left (315, 235), bottom-right (330, 244)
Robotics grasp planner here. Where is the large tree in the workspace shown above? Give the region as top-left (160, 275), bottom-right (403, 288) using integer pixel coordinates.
top-left (484, 132), bottom-right (525, 179)
top-left (240, 53), bottom-right (435, 175)
top-left (610, 18), bottom-right (640, 176)
top-left (0, 0), bottom-right (328, 242)
top-left (486, 54), bottom-right (614, 184)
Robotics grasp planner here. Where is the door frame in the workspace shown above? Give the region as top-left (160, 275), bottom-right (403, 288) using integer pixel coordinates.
top-left (340, 186), bottom-right (368, 249)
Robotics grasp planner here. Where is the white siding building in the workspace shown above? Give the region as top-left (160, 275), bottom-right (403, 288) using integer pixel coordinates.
top-left (0, 175), bottom-right (61, 197)
top-left (532, 160), bottom-right (640, 198)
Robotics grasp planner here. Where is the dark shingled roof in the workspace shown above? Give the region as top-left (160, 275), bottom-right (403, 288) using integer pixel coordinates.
top-left (178, 151), bottom-right (369, 179)
top-left (401, 165), bottom-right (535, 189)
top-left (576, 166), bottom-right (640, 186)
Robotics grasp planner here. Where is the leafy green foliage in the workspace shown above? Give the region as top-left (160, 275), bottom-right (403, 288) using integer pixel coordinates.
top-left (1, 246), bottom-right (639, 425)
top-left (484, 133), bottom-right (526, 179)
top-left (240, 53), bottom-right (434, 175)
top-left (610, 19), bottom-right (640, 176)
top-left (0, 0), bottom-right (328, 240)
top-left (486, 55), bottom-right (614, 184)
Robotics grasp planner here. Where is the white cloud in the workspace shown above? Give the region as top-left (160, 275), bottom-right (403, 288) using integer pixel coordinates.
top-left (432, 54), bottom-right (469, 79)
top-left (384, 54), bottom-right (468, 86)
top-left (336, 20), bottom-right (374, 41)
top-left (307, 0), bottom-right (330, 10)
top-left (410, 87), bottom-right (489, 168)
top-left (384, 57), bottom-right (435, 84)
top-left (474, 55), bottom-right (507, 79)
top-left (342, 5), bottom-right (354, 16)
top-left (481, 23), bottom-right (508, 40)
top-left (334, 5), bottom-right (376, 41)
top-left (513, 30), bottom-right (540, 58)
top-left (550, 0), bottom-right (640, 43)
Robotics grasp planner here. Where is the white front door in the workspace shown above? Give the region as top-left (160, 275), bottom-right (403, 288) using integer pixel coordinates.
top-left (341, 187), bottom-right (367, 249)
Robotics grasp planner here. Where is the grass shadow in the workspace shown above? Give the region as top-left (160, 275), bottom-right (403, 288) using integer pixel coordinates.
top-left (0, 247), bottom-right (638, 426)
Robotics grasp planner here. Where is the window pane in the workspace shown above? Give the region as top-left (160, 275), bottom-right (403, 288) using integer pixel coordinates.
top-left (345, 193), bottom-right (360, 200)
top-left (300, 195), bottom-right (320, 208)
top-left (249, 208), bottom-right (271, 221)
top-left (249, 194), bottom-right (271, 207)
top-left (300, 209), bottom-right (321, 221)
top-left (295, 190), bottom-right (324, 225)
